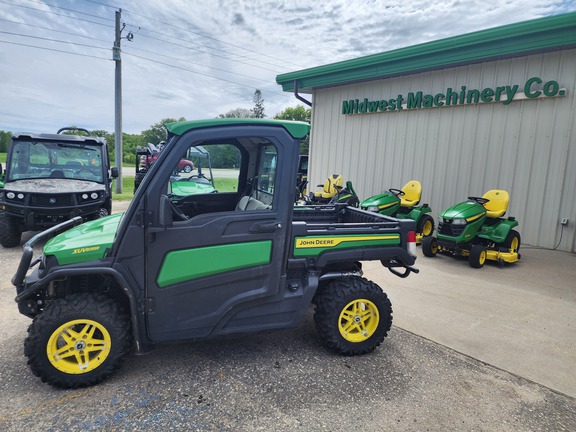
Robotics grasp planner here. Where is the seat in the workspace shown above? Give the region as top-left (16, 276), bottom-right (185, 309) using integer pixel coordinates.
top-left (314, 174), bottom-right (343, 199)
top-left (482, 190), bottom-right (509, 218)
top-left (49, 170), bottom-right (65, 178)
top-left (400, 180), bottom-right (422, 208)
top-left (235, 195), bottom-right (269, 211)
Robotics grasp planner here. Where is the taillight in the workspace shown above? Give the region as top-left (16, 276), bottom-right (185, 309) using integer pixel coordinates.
top-left (407, 231), bottom-right (416, 257)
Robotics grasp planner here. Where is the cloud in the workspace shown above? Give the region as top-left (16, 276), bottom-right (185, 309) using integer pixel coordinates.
top-left (0, 0), bottom-right (572, 135)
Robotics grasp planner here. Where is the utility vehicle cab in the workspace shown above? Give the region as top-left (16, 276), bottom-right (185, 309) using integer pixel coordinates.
top-left (0, 127), bottom-right (117, 248)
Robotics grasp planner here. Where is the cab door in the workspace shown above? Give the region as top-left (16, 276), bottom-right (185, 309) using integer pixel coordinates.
top-left (141, 127), bottom-right (296, 342)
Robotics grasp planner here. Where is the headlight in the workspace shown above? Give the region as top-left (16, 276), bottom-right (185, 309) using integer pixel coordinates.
top-left (452, 218), bottom-right (467, 225)
top-left (82, 193), bottom-right (89, 200)
top-left (17, 193), bottom-right (24, 200)
top-left (90, 192), bottom-right (99, 200)
top-left (7, 192), bottom-right (15, 199)
top-left (367, 206), bottom-right (379, 212)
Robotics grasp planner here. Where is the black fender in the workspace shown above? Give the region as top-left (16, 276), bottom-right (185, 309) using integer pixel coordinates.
top-left (15, 264), bottom-right (154, 355)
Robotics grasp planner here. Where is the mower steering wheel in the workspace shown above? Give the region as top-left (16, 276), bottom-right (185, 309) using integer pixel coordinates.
top-left (468, 196), bottom-right (490, 205)
top-left (389, 188), bottom-right (405, 197)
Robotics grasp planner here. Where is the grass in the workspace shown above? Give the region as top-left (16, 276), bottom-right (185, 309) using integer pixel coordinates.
top-left (112, 176), bottom-right (238, 201)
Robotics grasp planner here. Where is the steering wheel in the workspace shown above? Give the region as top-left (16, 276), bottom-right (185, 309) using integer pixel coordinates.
top-left (468, 196), bottom-right (490, 204)
top-left (389, 188), bottom-right (405, 197)
top-left (187, 173), bottom-right (207, 180)
top-left (168, 199), bottom-right (189, 221)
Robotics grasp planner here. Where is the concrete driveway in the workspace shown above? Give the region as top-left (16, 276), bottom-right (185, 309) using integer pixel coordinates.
top-left (365, 246), bottom-right (576, 398)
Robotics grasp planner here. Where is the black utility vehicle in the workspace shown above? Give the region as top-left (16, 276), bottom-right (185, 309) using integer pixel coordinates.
top-left (0, 127), bottom-right (117, 247)
top-left (12, 119), bottom-right (418, 388)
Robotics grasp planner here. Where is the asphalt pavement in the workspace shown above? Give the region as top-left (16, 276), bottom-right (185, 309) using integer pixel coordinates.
top-left (0, 201), bottom-right (575, 431)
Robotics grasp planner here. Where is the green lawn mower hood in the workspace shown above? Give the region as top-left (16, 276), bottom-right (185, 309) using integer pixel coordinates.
top-left (360, 192), bottom-right (400, 214)
top-left (439, 200), bottom-right (486, 223)
top-left (43, 213), bottom-right (123, 265)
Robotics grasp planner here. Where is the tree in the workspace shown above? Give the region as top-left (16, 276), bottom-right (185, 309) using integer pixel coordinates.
top-left (274, 105), bottom-right (312, 155)
top-left (218, 108), bottom-right (252, 118)
top-left (142, 118), bottom-right (185, 145)
top-left (251, 89), bottom-right (265, 118)
top-left (0, 130), bottom-right (11, 153)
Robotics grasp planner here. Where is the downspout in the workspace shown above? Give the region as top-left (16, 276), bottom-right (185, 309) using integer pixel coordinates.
top-left (294, 80), bottom-right (312, 107)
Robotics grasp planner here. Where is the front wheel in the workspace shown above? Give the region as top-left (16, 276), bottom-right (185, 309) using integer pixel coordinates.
top-left (469, 244), bottom-right (487, 268)
top-left (314, 277), bottom-right (392, 355)
top-left (0, 212), bottom-right (22, 248)
top-left (421, 236), bottom-right (438, 257)
top-left (24, 294), bottom-right (132, 388)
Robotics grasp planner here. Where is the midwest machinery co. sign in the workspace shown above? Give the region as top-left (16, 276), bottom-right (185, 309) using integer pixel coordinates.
top-left (342, 77), bottom-right (566, 115)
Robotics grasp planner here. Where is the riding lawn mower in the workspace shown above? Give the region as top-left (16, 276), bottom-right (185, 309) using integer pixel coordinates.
top-left (421, 189), bottom-right (521, 268)
top-left (360, 180), bottom-right (435, 243)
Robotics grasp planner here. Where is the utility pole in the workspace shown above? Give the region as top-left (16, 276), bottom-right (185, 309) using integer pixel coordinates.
top-left (113, 9), bottom-right (123, 194)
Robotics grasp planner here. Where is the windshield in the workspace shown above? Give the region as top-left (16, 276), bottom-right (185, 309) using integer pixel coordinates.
top-left (7, 140), bottom-right (105, 183)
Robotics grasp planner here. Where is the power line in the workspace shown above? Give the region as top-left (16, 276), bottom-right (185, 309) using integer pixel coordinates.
top-left (0, 17), bottom-right (110, 44)
top-left (0, 0), bottom-right (113, 29)
top-left (3, 0), bottom-right (295, 75)
top-left (16, 0), bottom-right (113, 23)
top-left (83, 0), bottom-right (304, 69)
top-left (0, 39), bottom-right (109, 60)
top-left (126, 45), bottom-right (273, 82)
top-left (1, 16), bottom-right (275, 84)
top-left (121, 10), bottom-right (305, 69)
top-left (135, 33), bottom-right (284, 74)
top-left (0, 30), bottom-right (109, 51)
top-left (129, 25), bottom-right (294, 72)
top-left (2, 3), bottom-right (295, 105)
top-left (123, 51), bottom-right (290, 98)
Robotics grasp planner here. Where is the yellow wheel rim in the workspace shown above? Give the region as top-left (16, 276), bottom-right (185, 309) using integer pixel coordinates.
top-left (479, 250), bottom-right (487, 265)
top-left (338, 299), bottom-right (379, 343)
top-left (47, 319), bottom-right (111, 374)
top-left (422, 220), bottom-right (433, 236)
top-left (509, 236), bottom-right (519, 252)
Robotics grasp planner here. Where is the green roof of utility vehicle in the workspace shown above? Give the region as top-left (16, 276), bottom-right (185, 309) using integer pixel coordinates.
top-left (165, 118), bottom-right (311, 139)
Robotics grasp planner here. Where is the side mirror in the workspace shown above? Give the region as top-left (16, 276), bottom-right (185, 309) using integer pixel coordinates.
top-left (110, 167), bottom-right (119, 179)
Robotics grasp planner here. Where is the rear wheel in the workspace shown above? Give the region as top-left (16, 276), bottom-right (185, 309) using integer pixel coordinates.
top-left (503, 230), bottom-right (521, 253)
top-left (422, 236), bottom-right (438, 257)
top-left (314, 277), bottom-right (392, 355)
top-left (0, 212), bottom-right (22, 248)
top-left (24, 294), bottom-right (132, 388)
top-left (416, 214), bottom-right (435, 238)
top-left (469, 245), bottom-right (487, 268)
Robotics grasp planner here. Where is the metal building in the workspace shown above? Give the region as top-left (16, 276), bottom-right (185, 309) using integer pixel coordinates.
top-left (277, 13), bottom-right (576, 252)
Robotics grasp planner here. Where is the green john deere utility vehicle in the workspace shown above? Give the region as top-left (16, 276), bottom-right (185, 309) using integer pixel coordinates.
top-left (361, 180), bottom-right (434, 243)
top-left (421, 189), bottom-right (521, 268)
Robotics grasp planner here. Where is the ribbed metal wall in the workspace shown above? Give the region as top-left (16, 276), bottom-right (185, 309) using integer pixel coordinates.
top-left (308, 49), bottom-right (576, 252)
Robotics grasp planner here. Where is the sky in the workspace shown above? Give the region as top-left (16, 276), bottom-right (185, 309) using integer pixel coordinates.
top-left (1, 0), bottom-right (575, 135)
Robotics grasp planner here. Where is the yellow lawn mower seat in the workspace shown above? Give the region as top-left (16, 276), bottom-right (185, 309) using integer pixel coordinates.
top-left (400, 180), bottom-right (422, 208)
top-left (314, 174), bottom-right (343, 199)
top-left (482, 190), bottom-right (509, 218)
